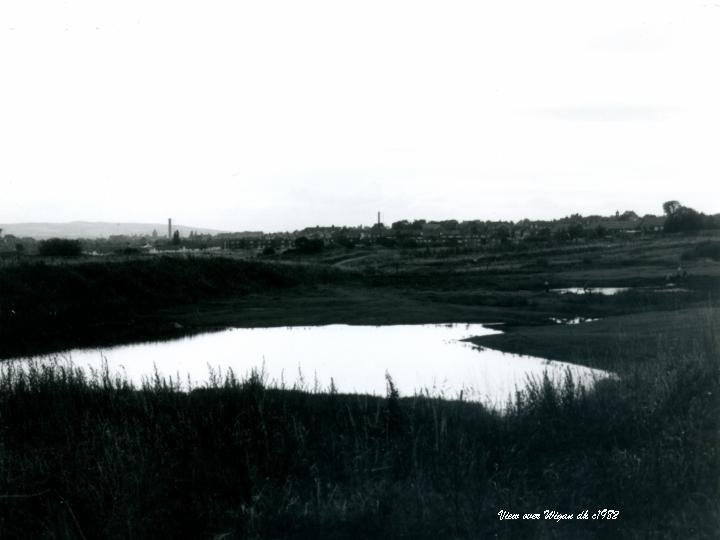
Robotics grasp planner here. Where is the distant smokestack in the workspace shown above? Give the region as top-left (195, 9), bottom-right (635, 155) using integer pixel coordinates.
top-left (168, 218), bottom-right (172, 239)
top-left (377, 212), bottom-right (381, 225)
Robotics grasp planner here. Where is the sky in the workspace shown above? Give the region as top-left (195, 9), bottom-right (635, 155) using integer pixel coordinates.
top-left (1, 0), bottom-right (718, 232)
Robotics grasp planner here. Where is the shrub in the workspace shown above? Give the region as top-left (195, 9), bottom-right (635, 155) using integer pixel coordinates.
top-left (293, 237), bottom-right (324, 254)
top-left (681, 241), bottom-right (720, 261)
top-left (37, 238), bottom-right (82, 257)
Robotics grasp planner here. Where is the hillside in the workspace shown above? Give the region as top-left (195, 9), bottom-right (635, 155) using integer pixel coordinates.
top-left (0, 221), bottom-right (225, 239)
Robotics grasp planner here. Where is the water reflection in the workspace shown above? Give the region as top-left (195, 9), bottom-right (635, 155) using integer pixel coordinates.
top-left (552, 287), bottom-right (629, 295)
top-left (548, 317), bottom-right (600, 325)
top-left (10, 324), bottom-right (610, 409)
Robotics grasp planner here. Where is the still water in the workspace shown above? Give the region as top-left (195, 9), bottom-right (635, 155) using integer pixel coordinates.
top-left (12, 324), bottom-right (609, 408)
top-left (552, 287), bottom-right (629, 295)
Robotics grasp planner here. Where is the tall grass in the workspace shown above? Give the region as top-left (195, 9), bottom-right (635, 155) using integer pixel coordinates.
top-left (1, 313), bottom-right (718, 539)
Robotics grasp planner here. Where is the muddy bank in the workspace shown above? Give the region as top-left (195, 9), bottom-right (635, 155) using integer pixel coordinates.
top-left (468, 307), bottom-right (719, 371)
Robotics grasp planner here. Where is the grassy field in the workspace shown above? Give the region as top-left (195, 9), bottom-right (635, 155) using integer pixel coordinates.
top-left (0, 233), bottom-right (719, 538)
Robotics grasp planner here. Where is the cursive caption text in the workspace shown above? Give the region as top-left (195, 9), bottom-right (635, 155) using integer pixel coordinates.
top-left (498, 509), bottom-right (620, 522)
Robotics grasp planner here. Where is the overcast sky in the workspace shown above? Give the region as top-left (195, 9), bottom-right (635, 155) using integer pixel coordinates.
top-left (1, 1), bottom-right (718, 231)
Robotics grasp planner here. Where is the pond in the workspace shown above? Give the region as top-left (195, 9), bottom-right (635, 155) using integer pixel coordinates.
top-left (548, 317), bottom-right (600, 325)
top-left (552, 285), bottom-right (690, 296)
top-left (8, 324), bottom-right (610, 409)
top-left (552, 287), bottom-right (630, 295)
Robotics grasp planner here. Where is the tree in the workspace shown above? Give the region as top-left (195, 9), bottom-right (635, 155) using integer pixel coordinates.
top-left (294, 236), bottom-right (323, 254)
top-left (663, 201), bottom-right (704, 233)
top-left (493, 226), bottom-right (510, 243)
top-left (38, 238), bottom-right (82, 257)
top-left (172, 230), bottom-right (181, 245)
top-left (411, 219), bottom-right (426, 230)
top-left (439, 220), bottom-right (459, 230)
top-left (663, 200), bottom-right (682, 217)
top-left (391, 220), bottom-right (411, 230)
top-left (531, 226), bottom-right (552, 242)
top-left (566, 223), bottom-right (585, 240)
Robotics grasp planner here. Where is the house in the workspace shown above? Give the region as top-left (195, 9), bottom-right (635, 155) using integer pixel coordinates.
top-left (639, 215), bottom-right (665, 233)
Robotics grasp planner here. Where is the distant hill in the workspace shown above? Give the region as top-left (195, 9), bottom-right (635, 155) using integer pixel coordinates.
top-left (0, 222), bottom-right (227, 239)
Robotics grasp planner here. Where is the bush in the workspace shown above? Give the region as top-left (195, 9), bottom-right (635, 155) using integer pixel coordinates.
top-left (294, 237), bottom-right (324, 254)
top-left (681, 241), bottom-right (720, 261)
top-left (37, 238), bottom-right (82, 257)
top-left (0, 257), bottom-right (345, 357)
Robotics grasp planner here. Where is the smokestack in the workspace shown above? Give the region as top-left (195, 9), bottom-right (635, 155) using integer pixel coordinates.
top-left (168, 218), bottom-right (172, 239)
top-left (377, 212), bottom-right (381, 225)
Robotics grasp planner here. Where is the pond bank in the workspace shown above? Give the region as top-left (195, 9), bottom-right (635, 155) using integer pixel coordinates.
top-left (469, 307), bottom-right (719, 372)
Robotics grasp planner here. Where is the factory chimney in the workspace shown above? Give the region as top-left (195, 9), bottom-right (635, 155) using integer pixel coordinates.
top-left (168, 218), bottom-right (172, 239)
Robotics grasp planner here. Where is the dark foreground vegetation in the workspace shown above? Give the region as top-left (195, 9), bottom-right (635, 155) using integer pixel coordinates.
top-left (0, 257), bottom-right (344, 357)
top-left (0, 311), bottom-right (718, 539)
